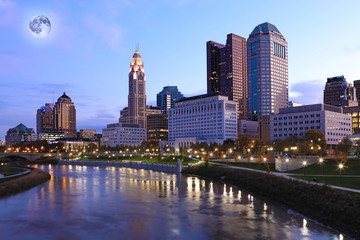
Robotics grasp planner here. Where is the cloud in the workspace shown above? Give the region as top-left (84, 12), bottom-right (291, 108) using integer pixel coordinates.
top-left (289, 80), bottom-right (324, 105)
top-left (83, 14), bottom-right (123, 51)
top-left (0, 0), bottom-right (14, 9)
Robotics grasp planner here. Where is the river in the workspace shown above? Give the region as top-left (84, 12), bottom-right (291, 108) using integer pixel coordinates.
top-left (0, 165), bottom-right (347, 239)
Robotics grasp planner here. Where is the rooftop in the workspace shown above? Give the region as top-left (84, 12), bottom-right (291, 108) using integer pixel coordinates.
top-left (176, 92), bottom-right (226, 103)
top-left (250, 22), bottom-right (281, 35)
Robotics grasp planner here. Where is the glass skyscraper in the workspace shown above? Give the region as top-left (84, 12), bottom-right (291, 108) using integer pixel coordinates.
top-left (156, 86), bottom-right (183, 113)
top-left (206, 33), bottom-right (248, 121)
top-left (247, 22), bottom-right (288, 120)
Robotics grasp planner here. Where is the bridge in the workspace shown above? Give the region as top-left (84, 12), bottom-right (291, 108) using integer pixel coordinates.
top-left (0, 153), bottom-right (55, 161)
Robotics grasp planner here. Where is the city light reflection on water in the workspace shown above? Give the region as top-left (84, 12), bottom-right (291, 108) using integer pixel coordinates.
top-left (0, 165), bottom-right (349, 240)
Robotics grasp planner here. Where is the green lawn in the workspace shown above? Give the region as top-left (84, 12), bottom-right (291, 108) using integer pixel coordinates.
top-left (286, 158), bottom-right (360, 175)
top-left (73, 155), bottom-right (198, 166)
top-left (0, 166), bottom-right (26, 176)
top-left (211, 161), bottom-right (276, 172)
top-left (291, 175), bottom-right (360, 190)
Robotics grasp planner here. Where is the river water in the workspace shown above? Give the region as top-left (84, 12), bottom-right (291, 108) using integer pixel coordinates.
top-left (0, 165), bottom-right (347, 240)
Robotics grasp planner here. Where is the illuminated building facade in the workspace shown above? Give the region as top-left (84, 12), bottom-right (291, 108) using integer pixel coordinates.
top-left (36, 103), bottom-right (54, 136)
top-left (5, 123), bottom-right (37, 147)
top-left (207, 34), bottom-right (248, 124)
top-left (156, 86), bottom-right (184, 113)
top-left (102, 123), bottom-right (146, 147)
top-left (147, 114), bottom-right (168, 142)
top-left (54, 93), bottom-right (77, 138)
top-left (127, 50), bottom-right (147, 128)
top-left (247, 22), bottom-right (288, 120)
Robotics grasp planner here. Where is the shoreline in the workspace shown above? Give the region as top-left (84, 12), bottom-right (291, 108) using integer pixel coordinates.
top-left (0, 168), bottom-right (51, 199)
top-left (182, 166), bottom-right (360, 239)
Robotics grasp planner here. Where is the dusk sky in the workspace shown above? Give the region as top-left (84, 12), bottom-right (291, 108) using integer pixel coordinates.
top-left (1, 0), bottom-right (360, 140)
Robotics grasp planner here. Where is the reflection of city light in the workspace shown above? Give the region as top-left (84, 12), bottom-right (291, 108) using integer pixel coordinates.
top-left (264, 203), bottom-right (268, 211)
top-left (210, 182), bottom-right (213, 193)
top-left (339, 234), bottom-right (344, 240)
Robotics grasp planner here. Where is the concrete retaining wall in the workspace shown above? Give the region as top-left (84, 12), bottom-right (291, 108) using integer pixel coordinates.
top-left (58, 160), bottom-right (194, 173)
top-left (275, 156), bottom-right (320, 172)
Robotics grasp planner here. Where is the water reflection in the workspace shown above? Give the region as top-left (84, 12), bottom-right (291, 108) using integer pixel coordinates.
top-left (0, 165), bottom-right (349, 240)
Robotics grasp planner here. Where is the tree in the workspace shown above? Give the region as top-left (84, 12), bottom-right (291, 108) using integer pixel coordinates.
top-left (338, 137), bottom-right (352, 155)
top-left (353, 139), bottom-right (360, 159)
top-left (304, 130), bottom-right (327, 154)
top-left (236, 136), bottom-right (251, 150)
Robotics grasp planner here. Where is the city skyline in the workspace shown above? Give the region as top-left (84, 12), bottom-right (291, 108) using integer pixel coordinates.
top-left (2, 0), bottom-right (360, 139)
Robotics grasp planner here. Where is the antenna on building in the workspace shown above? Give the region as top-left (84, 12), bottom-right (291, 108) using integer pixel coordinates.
top-left (52, 89), bottom-right (54, 104)
top-left (136, 42), bottom-right (139, 52)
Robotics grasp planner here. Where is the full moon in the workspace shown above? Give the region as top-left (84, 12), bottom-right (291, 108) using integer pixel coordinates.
top-left (29, 15), bottom-right (51, 38)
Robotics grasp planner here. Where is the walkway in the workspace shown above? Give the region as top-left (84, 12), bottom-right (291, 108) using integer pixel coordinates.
top-left (211, 162), bottom-right (360, 194)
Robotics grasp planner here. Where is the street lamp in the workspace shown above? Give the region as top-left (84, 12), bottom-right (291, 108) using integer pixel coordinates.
top-left (339, 163), bottom-right (344, 184)
top-left (285, 158), bottom-right (289, 171)
top-left (319, 158), bottom-right (324, 183)
top-left (303, 161), bottom-right (307, 178)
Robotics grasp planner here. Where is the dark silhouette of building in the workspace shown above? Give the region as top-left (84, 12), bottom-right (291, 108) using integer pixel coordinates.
top-left (247, 22), bottom-right (288, 120)
top-left (207, 33), bottom-right (248, 128)
top-left (156, 86), bottom-right (183, 113)
top-left (323, 75), bottom-right (357, 107)
top-left (147, 114), bottom-right (168, 142)
top-left (54, 92), bottom-right (77, 138)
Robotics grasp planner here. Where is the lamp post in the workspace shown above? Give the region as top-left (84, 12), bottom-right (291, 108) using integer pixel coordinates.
top-left (319, 158), bottom-right (324, 183)
top-left (339, 163), bottom-right (344, 184)
top-left (303, 161), bottom-right (307, 179)
top-left (285, 158), bottom-right (289, 172)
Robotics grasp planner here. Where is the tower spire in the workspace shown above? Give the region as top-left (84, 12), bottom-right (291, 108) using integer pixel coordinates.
top-left (136, 42), bottom-right (139, 52)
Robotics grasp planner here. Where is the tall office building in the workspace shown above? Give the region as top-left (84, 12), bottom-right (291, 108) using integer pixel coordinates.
top-left (156, 86), bottom-right (184, 113)
top-left (54, 93), bottom-right (77, 138)
top-left (207, 34), bottom-right (248, 121)
top-left (127, 50), bottom-right (147, 128)
top-left (36, 103), bottom-right (54, 136)
top-left (5, 123), bottom-right (37, 147)
top-left (247, 22), bottom-right (288, 120)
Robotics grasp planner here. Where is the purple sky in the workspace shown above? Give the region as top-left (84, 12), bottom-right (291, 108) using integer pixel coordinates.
top-left (1, 0), bottom-right (360, 140)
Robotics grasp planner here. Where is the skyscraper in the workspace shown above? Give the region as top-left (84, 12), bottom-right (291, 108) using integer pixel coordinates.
top-left (156, 86), bottom-right (184, 113)
top-left (247, 22), bottom-right (288, 120)
top-left (128, 50), bottom-right (147, 128)
top-left (207, 34), bottom-right (248, 122)
top-left (36, 103), bottom-right (54, 136)
top-left (54, 92), bottom-right (77, 138)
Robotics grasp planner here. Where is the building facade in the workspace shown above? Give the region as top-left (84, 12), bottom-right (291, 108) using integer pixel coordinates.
top-left (270, 104), bottom-right (352, 145)
top-left (168, 93), bottom-right (237, 142)
top-left (156, 86), bottom-right (184, 113)
top-left (38, 133), bottom-right (66, 141)
top-left (5, 123), bottom-right (37, 147)
top-left (324, 76), bottom-right (357, 106)
top-left (343, 106), bottom-right (360, 135)
top-left (127, 50), bottom-right (147, 128)
top-left (247, 22), bottom-right (288, 120)
top-left (207, 34), bottom-right (248, 122)
top-left (239, 120), bottom-right (258, 139)
top-left (79, 129), bottom-right (97, 140)
top-left (102, 123), bottom-right (146, 147)
top-left (147, 114), bottom-right (168, 142)
top-left (54, 93), bottom-right (77, 138)
top-left (36, 103), bottom-right (54, 136)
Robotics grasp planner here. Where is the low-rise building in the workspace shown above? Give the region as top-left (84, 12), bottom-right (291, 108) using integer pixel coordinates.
top-left (168, 93), bottom-right (237, 149)
top-left (270, 104), bottom-right (352, 145)
top-left (5, 123), bottom-right (37, 147)
top-left (79, 129), bottom-right (96, 140)
top-left (102, 123), bottom-right (146, 147)
top-left (38, 132), bottom-right (66, 141)
top-left (239, 120), bottom-right (258, 139)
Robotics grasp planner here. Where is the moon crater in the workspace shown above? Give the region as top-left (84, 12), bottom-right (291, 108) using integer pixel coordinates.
top-left (29, 15), bottom-right (51, 38)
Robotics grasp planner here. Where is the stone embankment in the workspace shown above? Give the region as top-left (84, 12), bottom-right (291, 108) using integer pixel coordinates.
top-left (183, 166), bottom-right (360, 239)
top-left (0, 168), bottom-right (51, 198)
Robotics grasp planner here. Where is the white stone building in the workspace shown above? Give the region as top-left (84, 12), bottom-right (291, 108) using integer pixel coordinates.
top-left (102, 123), bottom-right (146, 147)
top-left (270, 104), bottom-right (352, 145)
top-left (168, 93), bottom-right (237, 149)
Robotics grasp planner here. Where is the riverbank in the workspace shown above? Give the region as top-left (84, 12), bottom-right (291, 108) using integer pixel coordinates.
top-left (183, 166), bottom-right (360, 239)
top-left (0, 168), bottom-right (51, 198)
